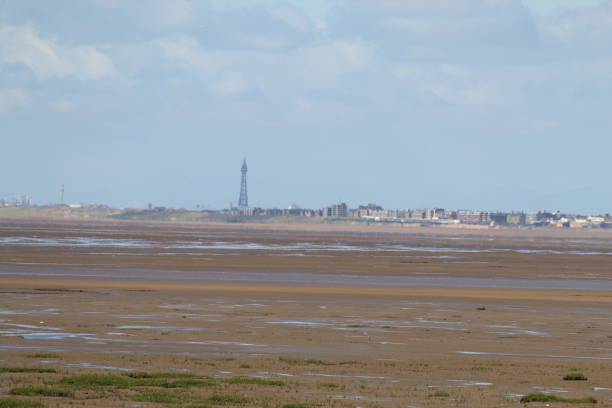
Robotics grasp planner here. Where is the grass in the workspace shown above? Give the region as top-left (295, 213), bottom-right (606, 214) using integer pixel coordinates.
top-left (282, 405), bottom-right (310, 408)
top-left (204, 395), bottom-right (249, 405)
top-left (26, 353), bottom-right (59, 359)
top-left (126, 371), bottom-right (199, 379)
top-left (58, 373), bottom-right (214, 389)
top-left (476, 306), bottom-right (486, 311)
top-left (9, 386), bottom-right (74, 398)
top-left (0, 367), bottom-right (56, 374)
top-left (430, 391), bottom-right (450, 397)
top-left (319, 382), bottom-right (339, 388)
top-left (520, 394), bottom-right (597, 403)
top-left (279, 357), bottom-right (333, 366)
top-left (59, 374), bottom-right (131, 387)
top-left (221, 377), bottom-right (285, 386)
top-left (239, 364), bottom-right (251, 369)
top-left (132, 391), bottom-right (184, 404)
top-left (564, 373), bottom-right (588, 381)
top-left (0, 400), bottom-right (45, 408)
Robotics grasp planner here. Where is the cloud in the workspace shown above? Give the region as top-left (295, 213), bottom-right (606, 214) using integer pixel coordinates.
top-left (0, 89), bottom-right (31, 114)
top-left (210, 72), bottom-right (248, 96)
top-left (539, 0), bottom-right (612, 48)
top-left (292, 41), bottom-right (375, 83)
top-left (0, 25), bottom-right (116, 80)
top-left (51, 100), bottom-right (75, 111)
top-left (330, 0), bottom-right (537, 62)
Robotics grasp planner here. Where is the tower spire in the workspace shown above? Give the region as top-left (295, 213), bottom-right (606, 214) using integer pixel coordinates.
top-left (238, 158), bottom-right (248, 208)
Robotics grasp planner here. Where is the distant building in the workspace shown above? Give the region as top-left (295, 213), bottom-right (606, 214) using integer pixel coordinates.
top-left (491, 213), bottom-right (508, 225)
top-left (324, 203), bottom-right (348, 217)
top-left (458, 210), bottom-right (491, 224)
top-left (506, 213), bottom-right (526, 225)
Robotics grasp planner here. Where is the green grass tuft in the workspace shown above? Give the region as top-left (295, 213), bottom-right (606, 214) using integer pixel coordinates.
top-left (132, 391), bottom-right (184, 404)
top-left (563, 373), bottom-right (588, 381)
top-left (204, 395), bottom-right (249, 405)
top-left (520, 393), bottom-right (597, 403)
top-left (221, 377), bottom-right (285, 386)
top-left (0, 367), bottom-right (56, 373)
top-left (9, 386), bottom-right (73, 398)
top-left (319, 382), bottom-right (339, 388)
top-left (125, 371), bottom-right (198, 379)
top-left (281, 404), bottom-right (310, 408)
top-left (0, 400), bottom-right (45, 408)
top-left (59, 374), bottom-right (131, 387)
top-left (279, 357), bottom-right (333, 366)
top-left (58, 374), bottom-right (213, 389)
top-left (430, 391), bottom-right (450, 397)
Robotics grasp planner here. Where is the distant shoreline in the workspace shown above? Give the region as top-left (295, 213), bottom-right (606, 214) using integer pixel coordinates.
top-left (2, 206), bottom-right (612, 241)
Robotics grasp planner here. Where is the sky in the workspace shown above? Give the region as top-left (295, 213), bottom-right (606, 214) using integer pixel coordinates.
top-left (2, 0), bottom-right (612, 214)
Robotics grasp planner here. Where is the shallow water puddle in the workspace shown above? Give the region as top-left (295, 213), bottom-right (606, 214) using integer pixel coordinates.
top-left (2, 323), bottom-right (60, 330)
top-left (449, 379), bottom-right (493, 386)
top-left (222, 304), bottom-right (266, 309)
top-left (66, 362), bottom-right (133, 371)
top-left (489, 330), bottom-right (549, 336)
top-left (302, 372), bottom-right (395, 381)
top-left (188, 340), bottom-right (267, 347)
top-left (0, 308), bottom-right (59, 315)
top-left (533, 386), bottom-right (568, 393)
top-left (456, 350), bottom-right (612, 360)
top-left (1, 327), bottom-right (90, 340)
top-left (267, 321), bottom-right (331, 327)
top-left (115, 325), bottom-right (207, 331)
top-left (256, 371), bottom-right (294, 377)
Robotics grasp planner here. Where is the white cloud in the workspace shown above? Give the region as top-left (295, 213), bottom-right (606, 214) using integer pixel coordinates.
top-left (539, 0), bottom-right (612, 47)
top-left (294, 41), bottom-right (375, 83)
top-left (393, 63), bottom-right (506, 108)
top-left (146, 0), bottom-right (193, 29)
top-left (51, 100), bottom-right (75, 111)
top-left (0, 89), bottom-right (31, 114)
top-left (210, 72), bottom-right (248, 96)
top-left (155, 35), bottom-right (216, 72)
top-left (0, 25), bottom-right (115, 80)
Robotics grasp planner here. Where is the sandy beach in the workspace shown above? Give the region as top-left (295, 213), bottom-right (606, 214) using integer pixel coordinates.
top-left (1, 219), bottom-right (611, 407)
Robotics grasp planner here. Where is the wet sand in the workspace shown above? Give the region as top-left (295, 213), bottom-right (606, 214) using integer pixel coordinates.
top-left (1, 219), bottom-right (611, 407)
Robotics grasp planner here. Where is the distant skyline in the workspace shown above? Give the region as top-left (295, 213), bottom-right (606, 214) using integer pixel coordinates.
top-left (2, 1), bottom-right (612, 214)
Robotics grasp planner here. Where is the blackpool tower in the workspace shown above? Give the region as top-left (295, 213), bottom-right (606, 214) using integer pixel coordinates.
top-left (238, 159), bottom-right (248, 208)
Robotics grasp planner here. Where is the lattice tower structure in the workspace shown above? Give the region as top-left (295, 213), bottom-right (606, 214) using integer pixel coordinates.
top-left (238, 159), bottom-right (248, 208)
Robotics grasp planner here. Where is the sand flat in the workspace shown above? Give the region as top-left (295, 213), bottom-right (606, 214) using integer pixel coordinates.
top-left (1, 220), bottom-right (611, 407)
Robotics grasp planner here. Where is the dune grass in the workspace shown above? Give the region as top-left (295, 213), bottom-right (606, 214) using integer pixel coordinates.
top-left (9, 386), bottom-right (73, 398)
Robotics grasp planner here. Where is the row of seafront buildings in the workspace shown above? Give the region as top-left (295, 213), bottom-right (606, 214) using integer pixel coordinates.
top-left (232, 203), bottom-right (612, 228)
